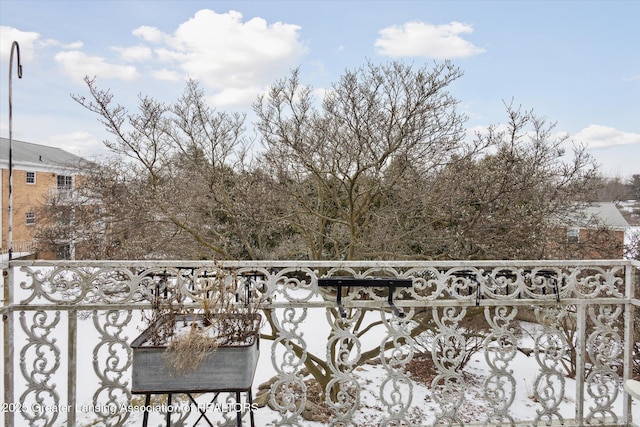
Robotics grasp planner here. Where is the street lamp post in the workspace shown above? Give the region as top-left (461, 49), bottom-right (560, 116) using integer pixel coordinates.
top-left (8, 41), bottom-right (23, 261)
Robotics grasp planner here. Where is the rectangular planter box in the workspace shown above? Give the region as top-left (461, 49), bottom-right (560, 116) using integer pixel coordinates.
top-left (131, 313), bottom-right (260, 394)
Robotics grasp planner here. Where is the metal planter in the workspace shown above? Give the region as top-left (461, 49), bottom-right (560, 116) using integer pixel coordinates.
top-left (130, 313), bottom-right (260, 394)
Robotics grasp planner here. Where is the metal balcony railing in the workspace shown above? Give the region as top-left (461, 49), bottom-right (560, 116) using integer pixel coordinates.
top-left (0, 241), bottom-right (38, 262)
top-left (2, 260), bottom-right (639, 426)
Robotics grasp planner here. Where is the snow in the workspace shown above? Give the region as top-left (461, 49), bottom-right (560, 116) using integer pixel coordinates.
top-left (122, 310), bottom-right (640, 427)
top-left (2, 269), bottom-right (639, 426)
top-left (69, 306), bottom-right (640, 425)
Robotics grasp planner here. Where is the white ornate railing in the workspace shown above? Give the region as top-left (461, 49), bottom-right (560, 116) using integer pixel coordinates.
top-left (2, 260), bottom-right (639, 426)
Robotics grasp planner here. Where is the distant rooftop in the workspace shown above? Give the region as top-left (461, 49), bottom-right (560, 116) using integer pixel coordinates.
top-left (0, 137), bottom-right (86, 168)
top-left (570, 202), bottom-right (630, 230)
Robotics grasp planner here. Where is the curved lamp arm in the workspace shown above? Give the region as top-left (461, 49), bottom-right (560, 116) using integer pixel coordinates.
top-left (8, 41), bottom-right (23, 261)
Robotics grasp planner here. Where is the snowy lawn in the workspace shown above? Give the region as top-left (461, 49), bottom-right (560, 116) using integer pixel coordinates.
top-left (1, 267), bottom-right (639, 426)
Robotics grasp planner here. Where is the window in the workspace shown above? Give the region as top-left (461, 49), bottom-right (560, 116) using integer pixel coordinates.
top-left (57, 175), bottom-right (73, 190)
top-left (26, 211), bottom-right (36, 225)
top-left (26, 171), bottom-right (36, 184)
top-left (56, 244), bottom-right (71, 260)
top-left (567, 228), bottom-right (580, 243)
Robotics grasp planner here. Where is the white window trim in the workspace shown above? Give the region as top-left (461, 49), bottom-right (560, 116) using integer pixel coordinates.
top-left (567, 227), bottom-right (580, 243)
top-left (26, 211), bottom-right (36, 226)
top-left (57, 174), bottom-right (73, 190)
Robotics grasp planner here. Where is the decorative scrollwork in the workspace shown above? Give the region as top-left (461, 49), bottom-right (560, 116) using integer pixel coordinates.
top-left (19, 266), bottom-right (90, 304)
top-left (570, 266), bottom-right (624, 299)
top-left (5, 260), bottom-right (636, 426)
top-left (484, 268), bottom-right (523, 300)
top-left (404, 267), bottom-right (443, 301)
top-left (18, 310), bottom-right (61, 427)
top-left (379, 308), bottom-right (415, 427)
top-left (271, 267), bottom-right (317, 303)
top-left (87, 268), bottom-right (141, 304)
top-left (584, 304), bottom-right (622, 424)
top-left (532, 305), bottom-right (568, 426)
top-left (325, 308), bottom-right (362, 425)
top-left (431, 306), bottom-right (467, 426)
top-left (91, 310), bottom-right (133, 426)
top-left (482, 305), bottom-right (518, 426)
top-left (444, 267), bottom-right (483, 302)
top-left (524, 268), bottom-right (565, 300)
top-left (269, 307), bottom-right (308, 426)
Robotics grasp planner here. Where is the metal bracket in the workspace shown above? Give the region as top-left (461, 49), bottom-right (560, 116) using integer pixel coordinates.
top-left (534, 269), bottom-right (562, 302)
top-left (451, 270), bottom-right (483, 306)
top-left (317, 277), bottom-right (412, 318)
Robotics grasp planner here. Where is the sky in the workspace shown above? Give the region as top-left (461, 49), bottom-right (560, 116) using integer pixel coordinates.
top-left (0, 0), bottom-right (639, 178)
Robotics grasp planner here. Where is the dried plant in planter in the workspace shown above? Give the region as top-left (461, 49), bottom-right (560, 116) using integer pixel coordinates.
top-left (161, 266), bottom-right (263, 375)
top-left (141, 274), bottom-right (186, 346)
top-left (165, 319), bottom-right (218, 374)
top-left (131, 265), bottom-right (263, 395)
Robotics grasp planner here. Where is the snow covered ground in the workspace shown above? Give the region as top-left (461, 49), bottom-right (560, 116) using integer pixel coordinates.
top-left (134, 327), bottom-right (639, 427)
top-left (2, 268), bottom-right (639, 427)
top-left (78, 306), bottom-right (640, 426)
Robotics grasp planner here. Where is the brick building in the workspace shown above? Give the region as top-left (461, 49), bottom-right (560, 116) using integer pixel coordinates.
top-left (546, 202), bottom-right (630, 259)
top-left (1, 138), bottom-right (86, 257)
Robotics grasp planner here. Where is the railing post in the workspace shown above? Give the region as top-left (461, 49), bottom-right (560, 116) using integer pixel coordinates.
top-left (574, 302), bottom-right (586, 424)
top-left (623, 264), bottom-right (635, 425)
top-left (67, 311), bottom-right (77, 426)
top-left (3, 267), bottom-right (14, 427)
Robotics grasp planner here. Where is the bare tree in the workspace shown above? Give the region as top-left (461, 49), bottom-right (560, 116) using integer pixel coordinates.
top-left (39, 62), bottom-right (614, 415)
top-left (70, 78), bottom-right (288, 259)
top-left (629, 174), bottom-right (640, 200)
top-left (415, 103), bottom-right (599, 260)
top-left (593, 176), bottom-right (632, 202)
top-left (63, 66), bottom-right (600, 262)
top-left (35, 158), bottom-right (187, 259)
top-left (254, 61), bottom-right (467, 260)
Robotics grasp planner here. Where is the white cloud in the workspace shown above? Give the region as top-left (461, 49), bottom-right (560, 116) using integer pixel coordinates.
top-left (0, 27), bottom-right (82, 63)
top-left (63, 41), bottom-right (84, 50)
top-left (154, 47), bottom-right (187, 64)
top-left (131, 9), bottom-right (307, 105)
top-left (54, 50), bottom-right (139, 83)
top-left (133, 25), bottom-right (169, 44)
top-left (40, 38), bottom-right (60, 49)
top-left (151, 68), bottom-right (182, 81)
top-left (38, 10), bottom-right (306, 105)
top-left (575, 125), bottom-right (640, 149)
top-left (208, 86), bottom-right (263, 107)
top-left (50, 131), bottom-right (105, 158)
top-left (375, 21), bottom-right (485, 59)
top-left (0, 26), bottom-right (40, 62)
top-left (114, 45), bottom-right (153, 62)
top-left (312, 87), bottom-right (328, 102)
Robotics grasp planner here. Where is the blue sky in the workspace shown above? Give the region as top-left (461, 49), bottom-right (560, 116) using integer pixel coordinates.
top-left (1, 0), bottom-right (639, 177)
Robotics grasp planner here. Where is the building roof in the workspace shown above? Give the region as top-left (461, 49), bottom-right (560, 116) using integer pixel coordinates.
top-left (569, 202), bottom-right (630, 230)
top-left (0, 138), bottom-right (86, 169)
